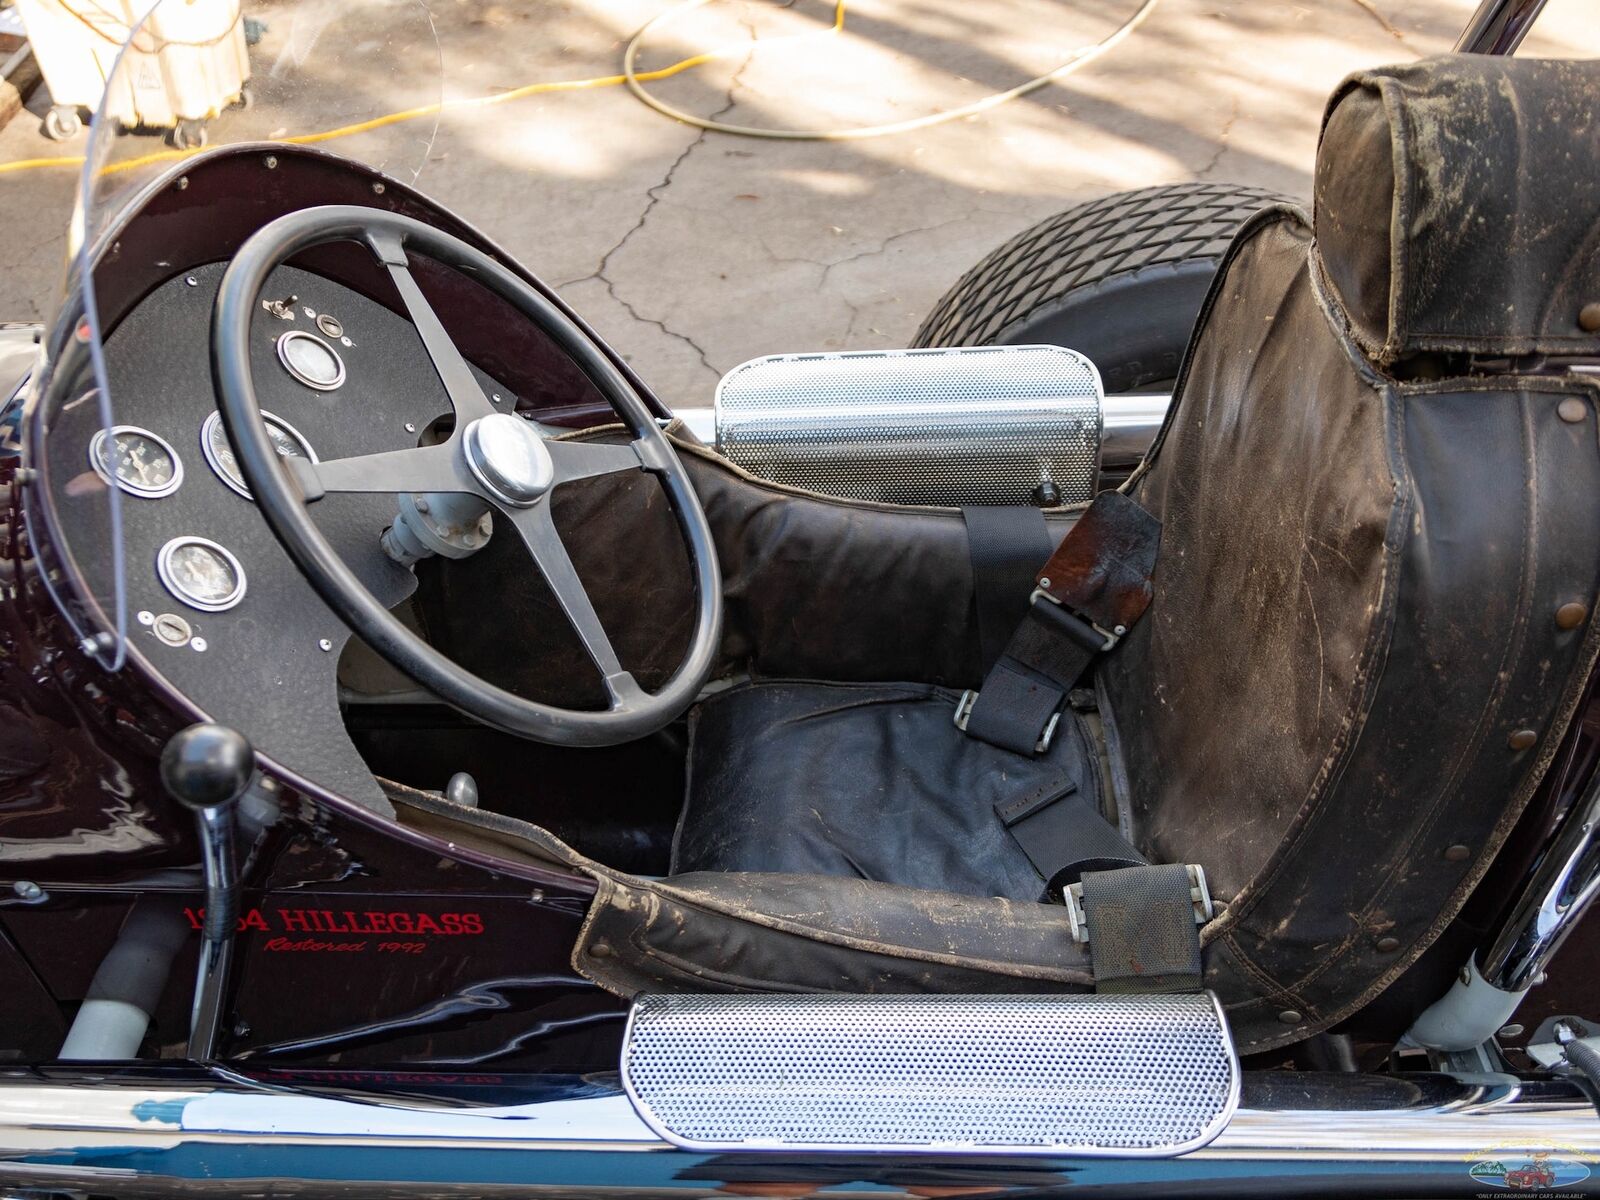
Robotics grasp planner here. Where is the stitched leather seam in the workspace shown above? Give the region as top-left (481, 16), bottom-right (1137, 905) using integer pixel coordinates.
top-left (1280, 386), bottom-right (1540, 997)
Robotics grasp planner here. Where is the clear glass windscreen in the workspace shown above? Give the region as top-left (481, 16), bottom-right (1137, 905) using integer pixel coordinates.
top-left (42, 0), bottom-right (441, 670)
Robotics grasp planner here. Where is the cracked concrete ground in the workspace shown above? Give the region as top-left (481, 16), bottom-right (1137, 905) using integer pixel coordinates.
top-left (1, 0), bottom-right (1597, 408)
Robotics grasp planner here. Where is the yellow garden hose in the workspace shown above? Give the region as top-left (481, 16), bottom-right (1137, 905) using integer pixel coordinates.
top-left (0, 0), bottom-right (1159, 175)
top-left (623, 0), bottom-right (1160, 140)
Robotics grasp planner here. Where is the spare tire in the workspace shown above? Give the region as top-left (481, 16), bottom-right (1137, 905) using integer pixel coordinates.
top-left (913, 182), bottom-right (1292, 392)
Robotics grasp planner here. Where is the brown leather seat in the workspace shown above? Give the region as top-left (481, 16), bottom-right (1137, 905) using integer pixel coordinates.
top-left (1096, 54), bottom-right (1600, 1051)
top-left (458, 55), bottom-right (1600, 1057)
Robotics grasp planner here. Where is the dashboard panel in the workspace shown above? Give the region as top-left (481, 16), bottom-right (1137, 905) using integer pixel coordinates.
top-left (47, 261), bottom-right (517, 812)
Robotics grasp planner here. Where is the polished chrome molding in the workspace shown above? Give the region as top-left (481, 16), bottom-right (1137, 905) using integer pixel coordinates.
top-left (0, 1071), bottom-right (1588, 1158)
top-left (1482, 758), bottom-right (1600, 993)
top-left (672, 391), bottom-right (1169, 478)
top-left (1455, 0), bottom-right (1551, 52)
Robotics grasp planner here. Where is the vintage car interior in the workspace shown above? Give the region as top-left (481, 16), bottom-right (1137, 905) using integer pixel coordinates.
top-left (9, 40), bottom-right (1600, 1163)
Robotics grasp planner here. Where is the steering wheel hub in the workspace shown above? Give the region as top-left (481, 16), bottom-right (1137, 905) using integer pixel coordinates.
top-left (463, 412), bottom-right (554, 506)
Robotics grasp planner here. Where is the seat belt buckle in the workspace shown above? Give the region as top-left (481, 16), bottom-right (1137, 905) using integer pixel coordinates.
top-left (1065, 864), bottom-right (1215, 946)
top-left (1029, 585), bottom-right (1123, 652)
top-left (954, 688), bottom-right (1062, 753)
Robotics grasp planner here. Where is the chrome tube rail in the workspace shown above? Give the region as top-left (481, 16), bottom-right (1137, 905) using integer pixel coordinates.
top-left (672, 392), bottom-right (1170, 479)
top-left (1482, 756), bottom-right (1600, 993)
top-left (1455, 0), bottom-right (1551, 53)
top-left (0, 1070), bottom-right (1591, 1196)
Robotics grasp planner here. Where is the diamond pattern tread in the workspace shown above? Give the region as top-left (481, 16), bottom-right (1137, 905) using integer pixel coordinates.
top-left (914, 183), bottom-right (1289, 350)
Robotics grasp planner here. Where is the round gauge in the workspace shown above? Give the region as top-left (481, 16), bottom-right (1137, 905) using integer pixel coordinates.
top-left (88, 426), bottom-right (184, 498)
top-left (157, 537), bottom-right (247, 612)
top-left (200, 410), bottom-right (318, 499)
top-left (276, 330), bottom-right (346, 391)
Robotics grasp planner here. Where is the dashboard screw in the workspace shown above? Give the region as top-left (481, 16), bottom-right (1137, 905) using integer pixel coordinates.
top-left (372, 181), bottom-right (386, 195)
top-left (176, 176), bottom-right (189, 190)
top-left (318, 638), bottom-right (333, 652)
top-left (492, 394), bottom-right (503, 405)
top-left (263, 155), bottom-right (278, 169)
top-left (137, 610), bottom-right (155, 626)
top-left (404, 422), bottom-right (416, 433)
top-left (189, 637), bottom-right (207, 652)
top-left (185, 276), bottom-right (198, 287)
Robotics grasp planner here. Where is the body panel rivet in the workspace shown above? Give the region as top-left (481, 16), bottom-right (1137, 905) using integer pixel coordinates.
top-left (1558, 398), bottom-right (1587, 423)
top-left (1556, 602), bottom-right (1588, 630)
top-left (1375, 936), bottom-right (1400, 952)
top-left (1444, 844), bottom-right (1471, 862)
top-left (12, 881), bottom-right (43, 901)
top-left (318, 638), bottom-right (333, 652)
top-left (1277, 1009), bottom-right (1302, 1025)
top-left (1578, 302), bottom-right (1600, 333)
top-left (1508, 728), bottom-right (1537, 751)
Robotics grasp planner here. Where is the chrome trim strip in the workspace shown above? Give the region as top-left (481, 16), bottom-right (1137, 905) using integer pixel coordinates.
top-left (0, 1074), bottom-right (1593, 1164)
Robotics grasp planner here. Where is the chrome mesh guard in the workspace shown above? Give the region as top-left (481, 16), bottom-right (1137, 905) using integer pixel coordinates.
top-left (713, 346), bottom-right (1103, 507)
top-left (621, 992), bottom-right (1240, 1156)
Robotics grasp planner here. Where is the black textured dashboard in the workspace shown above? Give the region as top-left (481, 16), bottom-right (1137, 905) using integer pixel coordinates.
top-left (47, 261), bottom-right (514, 813)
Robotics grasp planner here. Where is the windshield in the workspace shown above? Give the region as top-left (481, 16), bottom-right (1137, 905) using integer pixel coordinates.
top-left (33, 0), bottom-right (441, 671)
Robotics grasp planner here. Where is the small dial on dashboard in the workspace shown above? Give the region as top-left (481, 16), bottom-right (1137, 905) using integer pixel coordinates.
top-left (276, 330), bottom-right (346, 391)
top-left (89, 425), bottom-right (184, 498)
top-left (157, 536), bottom-right (247, 613)
top-left (200, 410), bottom-right (318, 499)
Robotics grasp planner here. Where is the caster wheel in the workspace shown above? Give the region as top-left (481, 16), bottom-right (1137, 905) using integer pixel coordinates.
top-left (42, 106), bottom-right (82, 142)
top-left (171, 119), bottom-right (208, 150)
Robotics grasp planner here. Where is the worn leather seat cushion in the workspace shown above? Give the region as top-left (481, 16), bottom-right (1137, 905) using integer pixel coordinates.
top-left (674, 680), bottom-right (1104, 902)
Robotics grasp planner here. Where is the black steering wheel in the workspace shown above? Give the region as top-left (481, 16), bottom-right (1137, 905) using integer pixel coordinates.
top-left (211, 205), bottom-right (722, 746)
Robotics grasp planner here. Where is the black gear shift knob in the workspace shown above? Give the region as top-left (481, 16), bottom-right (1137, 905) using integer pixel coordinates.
top-left (160, 724), bottom-right (255, 811)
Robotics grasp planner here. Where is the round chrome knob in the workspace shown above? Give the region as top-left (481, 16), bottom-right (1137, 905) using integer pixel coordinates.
top-left (463, 413), bottom-right (554, 506)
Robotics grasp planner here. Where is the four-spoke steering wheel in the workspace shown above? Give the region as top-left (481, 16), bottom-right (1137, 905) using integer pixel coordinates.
top-left (211, 205), bottom-right (722, 746)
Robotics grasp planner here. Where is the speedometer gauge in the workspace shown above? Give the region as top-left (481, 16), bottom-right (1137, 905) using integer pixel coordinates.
top-left (200, 410), bottom-right (318, 499)
top-left (89, 426), bottom-right (183, 498)
top-left (157, 537), bottom-right (247, 612)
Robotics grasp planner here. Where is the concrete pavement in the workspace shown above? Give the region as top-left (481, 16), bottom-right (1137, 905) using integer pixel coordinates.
top-left (1, 0), bottom-right (1596, 408)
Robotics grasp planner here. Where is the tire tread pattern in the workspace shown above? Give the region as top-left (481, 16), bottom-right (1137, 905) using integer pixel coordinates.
top-left (913, 182), bottom-right (1290, 348)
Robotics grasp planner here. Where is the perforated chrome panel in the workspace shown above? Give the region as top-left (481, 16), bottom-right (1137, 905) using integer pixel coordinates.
top-left (713, 346), bottom-right (1102, 507)
top-left (622, 992), bottom-right (1239, 1155)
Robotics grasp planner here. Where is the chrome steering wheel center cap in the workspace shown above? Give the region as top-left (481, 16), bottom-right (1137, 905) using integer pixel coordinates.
top-left (464, 413), bottom-right (553, 506)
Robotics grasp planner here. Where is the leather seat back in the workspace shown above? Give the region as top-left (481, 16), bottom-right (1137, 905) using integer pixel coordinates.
top-left (1099, 55), bottom-right (1600, 1053)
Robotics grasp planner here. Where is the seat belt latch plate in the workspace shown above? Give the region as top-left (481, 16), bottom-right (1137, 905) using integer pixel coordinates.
top-left (1066, 864), bottom-right (1214, 946)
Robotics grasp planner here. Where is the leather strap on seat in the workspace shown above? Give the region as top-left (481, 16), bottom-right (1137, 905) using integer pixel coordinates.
top-left (958, 493), bottom-right (1160, 755)
top-left (1079, 864), bottom-right (1205, 994)
top-left (962, 506), bottom-right (1053, 674)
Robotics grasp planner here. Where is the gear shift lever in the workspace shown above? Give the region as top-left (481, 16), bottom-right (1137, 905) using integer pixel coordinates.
top-left (161, 723), bottom-right (253, 1061)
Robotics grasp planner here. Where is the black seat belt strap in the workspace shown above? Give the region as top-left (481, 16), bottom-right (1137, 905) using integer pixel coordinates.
top-left (962, 506), bottom-right (1054, 674)
top-left (993, 780), bottom-right (1146, 901)
top-left (957, 492), bottom-right (1160, 755)
top-left (1073, 864), bottom-right (1209, 994)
